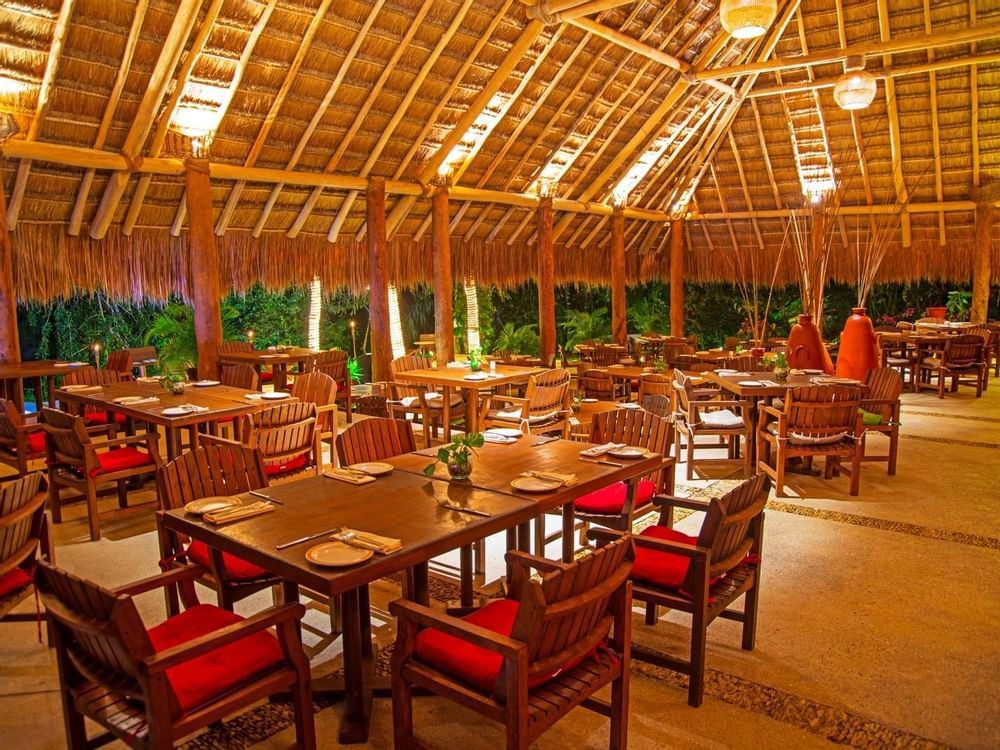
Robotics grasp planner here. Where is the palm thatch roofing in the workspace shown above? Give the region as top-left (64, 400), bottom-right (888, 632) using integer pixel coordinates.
top-left (0, 0), bottom-right (998, 301)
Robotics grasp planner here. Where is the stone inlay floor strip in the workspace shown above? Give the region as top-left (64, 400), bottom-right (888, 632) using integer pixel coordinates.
top-left (901, 433), bottom-right (999, 449)
top-left (902, 409), bottom-right (1000, 423)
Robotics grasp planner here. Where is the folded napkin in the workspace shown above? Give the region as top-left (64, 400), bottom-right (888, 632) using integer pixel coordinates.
top-left (168, 404), bottom-right (209, 413)
top-left (62, 384), bottom-right (102, 393)
top-left (331, 528), bottom-right (401, 554)
top-left (483, 432), bottom-right (516, 444)
top-left (243, 392), bottom-right (265, 400)
top-left (203, 501), bottom-right (275, 525)
top-left (446, 361), bottom-right (470, 368)
top-left (136, 376), bottom-right (161, 384)
top-left (113, 396), bottom-right (160, 405)
top-left (323, 468), bottom-right (377, 485)
top-left (790, 369), bottom-right (805, 376)
top-left (521, 470), bottom-right (576, 486)
top-left (579, 442), bottom-right (626, 458)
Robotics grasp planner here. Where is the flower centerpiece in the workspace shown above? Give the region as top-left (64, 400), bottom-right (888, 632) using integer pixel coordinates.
top-left (762, 351), bottom-right (789, 381)
top-left (468, 347), bottom-right (483, 372)
top-left (159, 368), bottom-right (187, 394)
top-left (423, 433), bottom-right (485, 481)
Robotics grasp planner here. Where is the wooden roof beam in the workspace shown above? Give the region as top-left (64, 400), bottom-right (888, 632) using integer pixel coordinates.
top-left (695, 22), bottom-right (1000, 79)
top-left (971, 5), bottom-right (980, 190)
top-left (923, 0), bottom-right (945, 246)
top-left (88, 0), bottom-right (207, 239)
top-left (6, 0), bottom-right (76, 228)
top-left (689, 202), bottom-right (993, 220)
top-left (558, 0), bottom-right (636, 20)
top-left (876, 0), bottom-right (911, 247)
top-left (727, 132), bottom-right (765, 248)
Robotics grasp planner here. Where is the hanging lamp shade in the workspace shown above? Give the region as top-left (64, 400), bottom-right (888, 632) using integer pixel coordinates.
top-left (833, 66), bottom-right (878, 111)
top-left (720, 0), bottom-right (777, 39)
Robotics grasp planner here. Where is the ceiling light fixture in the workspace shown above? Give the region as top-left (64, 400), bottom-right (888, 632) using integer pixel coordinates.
top-left (833, 55), bottom-right (878, 111)
top-left (719, 0), bottom-right (777, 40)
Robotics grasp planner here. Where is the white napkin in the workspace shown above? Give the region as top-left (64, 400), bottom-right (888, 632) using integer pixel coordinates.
top-left (579, 442), bottom-right (626, 458)
top-left (446, 361), bottom-right (469, 368)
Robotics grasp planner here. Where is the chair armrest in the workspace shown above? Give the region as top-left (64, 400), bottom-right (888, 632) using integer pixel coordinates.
top-left (113, 565), bottom-right (203, 596)
top-left (314, 402), bottom-right (338, 415)
top-left (859, 398), bottom-right (897, 410)
top-left (505, 549), bottom-right (570, 574)
top-left (198, 434), bottom-right (244, 448)
top-left (758, 404), bottom-right (784, 420)
top-left (486, 395), bottom-right (528, 410)
top-left (629, 533), bottom-right (707, 559)
top-left (84, 423), bottom-right (118, 437)
top-left (388, 599), bottom-right (524, 659)
top-left (142, 602), bottom-right (306, 673)
top-left (650, 493), bottom-right (711, 512)
top-left (98, 434), bottom-right (160, 450)
top-left (16, 422), bottom-right (44, 434)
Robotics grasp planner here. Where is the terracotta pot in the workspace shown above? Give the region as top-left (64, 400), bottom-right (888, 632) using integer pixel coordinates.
top-left (926, 306), bottom-right (947, 320)
top-left (836, 307), bottom-right (880, 380)
top-left (749, 346), bottom-right (766, 359)
top-left (786, 314), bottom-right (834, 374)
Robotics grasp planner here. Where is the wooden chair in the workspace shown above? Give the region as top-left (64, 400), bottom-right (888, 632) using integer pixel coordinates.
top-left (156, 445), bottom-right (282, 615)
top-left (389, 354), bottom-right (465, 447)
top-left (218, 340), bottom-right (274, 384)
top-left (230, 401), bottom-right (318, 479)
top-left (719, 354), bottom-right (762, 371)
top-left (756, 385), bottom-right (863, 496)
top-left (41, 407), bottom-right (162, 541)
top-left (105, 349), bottom-right (134, 379)
top-left (636, 372), bottom-right (671, 401)
top-left (0, 473), bottom-right (50, 627)
top-left (390, 537), bottom-right (634, 750)
top-left (859, 367), bottom-right (902, 476)
top-left (36, 561), bottom-right (315, 750)
top-left (987, 324), bottom-right (1000, 379)
top-left (590, 473), bottom-right (768, 707)
top-left (480, 369), bottom-right (571, 437)
top-left (127, 345), bottom-right (158, 377)
top-left (877, 333), bottom-right (916, 386)
top-left (60, 366), bottom-right (127, 434)
top-left (335, 417), bottom-right (415, 467)
top-left (220, 363), bottom-right (260, 391)
top-left (917, 334), bottom-right (986, 398)
top-left (0, 398), bottom-right (48, 477)
top-left (578, 368), bottom-right (627, 402)
top-left (641, 393), bottom-right (672, 419)
top-left (590, 345), bottom-right (625, 368)
top-left (290, 371), bottom-right (338, 473)
top-left (673, 369), bottom-right (753, 480)
top-left (354, 392), bottom-right (389, 418)
top-left (313, 349), bottom-right (354, 421)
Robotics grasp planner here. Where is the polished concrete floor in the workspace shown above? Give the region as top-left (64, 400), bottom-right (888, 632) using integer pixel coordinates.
top-left (2, 375), bottom-right (998, 749)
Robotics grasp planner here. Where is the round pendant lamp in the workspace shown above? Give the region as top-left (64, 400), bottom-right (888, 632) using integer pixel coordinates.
top-left (720, 0), bottom-right (777, 39)
top-left (833, 56), bottom-right (877, 111)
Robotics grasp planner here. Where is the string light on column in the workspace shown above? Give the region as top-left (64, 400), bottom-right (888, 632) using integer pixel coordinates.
top-left (307, 276), bottom-right (321, 350)
top-left (464, 276), bottom-right (481, 352)
top-left (387, 284), bottom-right (406, 359)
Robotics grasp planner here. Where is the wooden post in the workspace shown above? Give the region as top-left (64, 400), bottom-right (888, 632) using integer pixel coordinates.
top-left (537, 196), bottom-right (556, 367)
top-left (669, 218), bottom-right (685, 337)
top-left (368, 177), bottom-right (392, 382)
top-left (184, 158), bottom-right (223, 380)
top-left (0, 180), bottom-right (20, 364)
top-left (610, 206), bottom-right (627, 345)
top-left (972, 200), bottom-right (994, 324)
top-left (431, 185), bottom-right (454, 363)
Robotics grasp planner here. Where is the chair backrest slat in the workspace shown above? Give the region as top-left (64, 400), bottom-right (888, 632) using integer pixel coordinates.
top-left (250, 403), bottom-right (316, 468)
top-left (783, 385), bottom-right (861, 435)
top-left (336, 417), bottom-right (415, 465)
top-left (62, 367), bottom-right (123, 387)
top-left (220, 364), bottom-right (260, 391)
top-left (944, 335), bottom-right (985, 367)
top-left (313, 349), bottom-right (348, 382)
top-left (863, 367), bottom-right (902, 420)
top-left (157, 445), bottom-right (268, 511)
top-left (217, 341), bottom-right (253, 355)
top-left (40, 407), bottom-right (90, 464)
top-left (691, 473), bottom-right (768, 586)
top-left (0, 473), bottom-right (46, 572)
top-left (291, 371), bottom-right (337, 430)
top-left (524, 369), bottom-right (570, 414)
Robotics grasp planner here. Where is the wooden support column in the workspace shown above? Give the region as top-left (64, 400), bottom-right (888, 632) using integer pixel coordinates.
top-left (184, 158), bottom-right (223, 380)
top-left (610, 206), bottom-right (627, 345)
top-left (669, 218), bottom-right (685, 337)
top-left (0, 180), bottom-right (19, 364)
top-left (972, 200), bottom-right (994, 324)
top-left (368, 177), bottom-right (392, 382)
top-left (537, 196), bottom-right (556, 367)
top-left (431, 185), bottom-right (454, 363)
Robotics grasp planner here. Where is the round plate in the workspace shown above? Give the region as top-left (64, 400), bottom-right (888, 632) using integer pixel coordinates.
top-left (616, 402), bottom-right (641, 409)
top-left (715, 369), bottom-right (738, 375)
top-left (510, 476), bottom-right (561, 493)
top-left (193, 380), bottom-right (220, 387)
top-left (262, 391), bottom-right (290, 399)
top-left (185, 496), bottom-right (241, 515)
top-left (463, 372), bottom-right (489, 381)
top-left (483, 434), bottom-right (516, 444)
top-left (607, 446), bottom-right (648, 459)
top-left (581, 398), bottom-right (598, 403)
top-left (485, 427), bottom-right (523, 438)
top-left (306, 541), bottom-right (373, 567)
top-left (737, 380), bottom-right (763, 387)
top-left (348, 461), bottom-right (394, 476)
top-left (162, 405), bottom-right (195, 416)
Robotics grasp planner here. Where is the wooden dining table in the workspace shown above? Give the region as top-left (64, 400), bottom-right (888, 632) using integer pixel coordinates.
top-left (0, 359), bottom-right (91, 412)
top-left (393, 364), bottom-right (547, 438)
top-left (159, 471), bottom-right (539, 743)
top-left (876, 332), bottom-right (950, 391)
top-left (216, 347), bottom-right (318, 391)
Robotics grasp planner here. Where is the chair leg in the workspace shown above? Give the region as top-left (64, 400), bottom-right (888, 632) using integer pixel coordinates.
top-left (774, 448), bottom-right (786, 498)
top-left (290, 667), bottom-right (317, 750)
top-left (644, 602), bottom-right (657, 625)
top-left (849, 444), bottom-right (862, 496)
top-left (84, 482), bottom-right (101, 542)
top-left (534, 515), bottom-right (545, 558)
top-left (686, 431), bottom-right (695, 480)
top-left (688, 617), bottom-right (707, 707)
top-left (117, 479), bottom-right (128, 509)
top-left (609, 661), bottom-right (630, 750)
top-left (742, 577), bottom-right (760, 651)
top-left (391, 674), bottom-right (415, 749)
top-left (887, 429), bottom-right (899, 476)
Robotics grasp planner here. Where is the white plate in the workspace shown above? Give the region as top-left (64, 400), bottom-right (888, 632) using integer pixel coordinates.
top-left (485, 427), bottom-right (523, 438)
top-left (510, 476), bottom-right (562, 493)
top-left (483, 433), bottom-right (516, 444)
top-left (347, 461), bottom-right (394, 476)
top-left (463, 372), bottom-right (489, 381)
top-left (715, 369), bottom-right (738, 375)
top-left (184, 496), bottom-right (241, 515)
top-left (616, 402), bottom-right (642, 409)
top-left (262, 391), bottom-right (290, 399)
top-left (193, 380), bottom-right (220, 387)
top-left (607, 446), bottom-right (648, 459)
top-left (738, 380), bottom-right (763, 387)
top-left (306, 541), bottom-right (373, 567)
top-left (162, 405), bottom-right (196, 416)
top-left (581, 398), bottom-right (599, 403)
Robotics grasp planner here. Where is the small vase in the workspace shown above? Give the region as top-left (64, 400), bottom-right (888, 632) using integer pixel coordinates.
top-left (447, 461), bottom-right (471, 481)
top-left (926, 306), bottom-right (947, 320)
top-left (773, 367), bottom-right (789, 382)
top-left (836, 307), bottom-right (879, 381)
top-left (787, 314), bottom-right (834, 374)
top-left (171, 382), bottom-right (186, 395)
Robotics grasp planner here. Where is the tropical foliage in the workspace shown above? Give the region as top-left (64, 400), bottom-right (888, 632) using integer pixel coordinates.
top-left (560, 309), bottom-right (611, 350)
top-left (491, 322), bottom-right (539, 355)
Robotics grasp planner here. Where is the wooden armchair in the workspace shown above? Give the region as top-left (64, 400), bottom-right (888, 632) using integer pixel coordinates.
top-left (590, 345), bottom-right (625, 367)
top-left (480, 368), bottom-right (571, 437)
top-left (335, 417), bottom-right (415, 466)
top-left (641, 393), bottom-right (672, 419)
top-left (0, 397), bottom-right (47, 477)
top-left (756, 384), bottom-right (863, 496)
top-left (41, 407), bottom-right (162, 541)
top-left (0, 473), bottom-right (50, 626)
top-left (36, 561), bottom-right (315, 750)
top-left (290, 370), bottom-right (338, 473)
top-left (220, 363), bottom-right (260, 391)
top-left (860, 367), bottom-right (902, 476)
top-left (215, 401), bottom-right (318, 479)
top-left (390, 537), bottom-right (634, 750)
top-left (578, 368), bottom-right (628, 401)
top-left (105, 349), bottom-right (134, 379)
top-left (156, 445), bottom-right (282, 615)
top-left (636, 372), bottom-right (671, 401)
top-left (388, 354), bottom-right (464, 447)
top-left (673, 369), bottom-right (753, 480)
top-left (61, 366), bottom-right (127, 434)
top-left (719, 354), bottom-right (762, 371)
top-left (918, 334), bottom-right (986, 398)
top-left (590, 473), bottom-right (767, 707)
top-left (313, 349), bottom-right (353, 422)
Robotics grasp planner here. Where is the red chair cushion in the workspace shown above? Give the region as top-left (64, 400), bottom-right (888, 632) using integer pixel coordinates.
top-left (575, 478), bottom-right (656, 514)
top-left (93, 446), bottom-right (155, 476)
top-left (147, 604), bottom-right (284, 715)
top-left (186, 540), bottom-right (269, 581)
top-left (260, 371), bottom-right (274, 382)
top-left (0, 568), bottom-right (31, 598)
top-left (414, 599), bottom-right (587, 693)
top-left (27, 431), bottom-right (46, 454)
top-left (84, 411), bottom-right (128, 426)
top-left (264, 453), bottom-right (308, 477)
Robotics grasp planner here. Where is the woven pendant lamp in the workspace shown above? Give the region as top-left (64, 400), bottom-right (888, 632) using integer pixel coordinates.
top-left (833, 56), bottom-right (877, 111)
top-left (720, 0), bottom-right (777, 39)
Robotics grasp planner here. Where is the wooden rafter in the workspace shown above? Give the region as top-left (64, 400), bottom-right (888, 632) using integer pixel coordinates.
top-left (971, 3), bottom-right (980, 190)
top-left (876, 0), bottom-right (911, 248)
top-left (750, 99), bottom-right (783, 208)
top-left (923, 0), bottom-right (945, 245)
top-left (709, 162), bottom-right (741, 253)
top-left (727, 131), bottom-right (765, 248)
top-left (6, 0), bottom-right (76, 228)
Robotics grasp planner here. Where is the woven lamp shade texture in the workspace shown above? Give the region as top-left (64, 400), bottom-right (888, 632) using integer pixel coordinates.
top-left (833, 71), bottom-right (878, 110)
top-left (720, 0), bottom-right (777, 39)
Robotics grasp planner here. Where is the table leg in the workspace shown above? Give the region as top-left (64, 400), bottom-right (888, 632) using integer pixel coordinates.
top-left (275, 363), bottom-right (288, 392)
top-left (166, 427), bottom-right (181, 461)
top-left (562, 502), bottom-right (576, 563)
top-left (338, 586), bottom-right (373, 744)
top-left (516, 521), bottom-right (531, 553)
top-left (465, 386), bottom-right (479, 433)
top-left (442, 385), bottom-right (452, 443)
top-left (459, 544), bottom-right (474, 608)
top-left (505, 528), bottom-right (517, 581)
top-left (410, 562), bottom-right (429, 605)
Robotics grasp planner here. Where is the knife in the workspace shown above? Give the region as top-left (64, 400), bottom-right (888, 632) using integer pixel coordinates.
top-left (275, 526), bottom-right (342, 550)
top-left (579, 457), bottom-right (625, 467)
top-left (438, 503), bottom-right (491, 517)
top-left (249, 489), bottom-right (283, 505)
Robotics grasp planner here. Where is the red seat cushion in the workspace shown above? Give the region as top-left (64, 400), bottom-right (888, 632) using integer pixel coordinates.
top-left (259, 371), bottom-right (274, 382)
top-left (84, 411), bottom-right (128, 426)
top-left (147, 604), bottom-right (284, 715)
top-left (575, 478), bottom-right (656, 514)
top-left (414, 599), bottom-right (588, 693)
top-left (0, 568), bottom-right (31, 598)
top-left (631, 526), bottom-right (699, 589)
top-left (186, 540), bottom-right (269, 581)
top-left (93, 446), bottom-right (155, 475)
top-left (26, 431), bottom-right (46, 454)
top-left (264, 453), bottom-right (308, 477)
